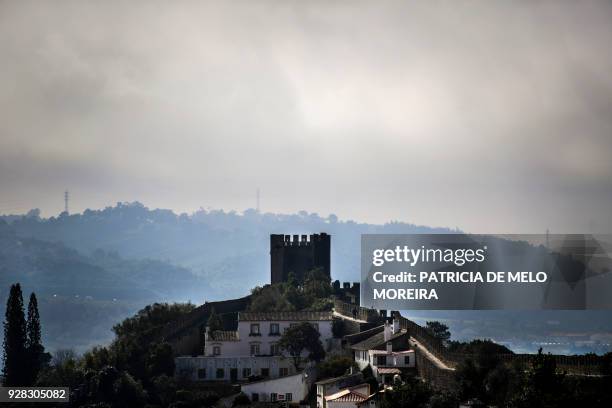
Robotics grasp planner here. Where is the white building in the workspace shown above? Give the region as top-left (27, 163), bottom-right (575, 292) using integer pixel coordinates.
top-left (176, 354), bottom-right (296, 382)
top-left (351, 320), bottom-right (414, 384)
top-left (240, 369), bottom-right (315, 404)
top-left (176, 311), bottom-right (334, 382)
top-left (316, 372), bottom-right (364, 408)
top-left (204, 311), bottom-right (334, 358)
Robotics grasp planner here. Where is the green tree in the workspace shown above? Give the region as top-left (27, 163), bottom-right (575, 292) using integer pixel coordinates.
top-left (278, 322), bottom-right (325, 369)
top-left (151, 374), bottom-right (178, 407)
top-left (380, 376), bottom-right (433, 408)
top-left (146, 342), bottom-right (175, 378)
top-left (26, 292), bottom-right (49, 384)
top-left (111, 302), bottom-right (194, 380)
top-left (2, 283), bottom-right (28, 386)
top-left (317, 355), bottom-right (357, 379)
top-left (248, 285), bottom-right (296, 312)
top-left (361, 365), bottom-right (379, 395)
top-left (303, 268), bottom-right (332, 301)
top-left (112, 371), bottom-right (146, 408)
top-left (425, 321), bottom-right (451, 343)
top-left (512, 348), bottom-right (568, 408)
top-left (453, 340), bottom-right (519, 405)
top-left (287, 272), bottom-right (299, 288)
top-left (36, 349), bottom-right (84, 389)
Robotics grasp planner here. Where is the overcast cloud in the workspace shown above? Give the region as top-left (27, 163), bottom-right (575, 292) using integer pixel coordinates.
top-left (0, 0), bottom-right (611, 233)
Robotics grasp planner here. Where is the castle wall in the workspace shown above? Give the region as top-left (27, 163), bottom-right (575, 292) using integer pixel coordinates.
top-left (270, 233), bottom-right (330, 284)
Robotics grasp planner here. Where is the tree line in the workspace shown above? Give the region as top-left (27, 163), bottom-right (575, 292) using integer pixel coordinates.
top-left (2, 283), bottom-right (50, 386)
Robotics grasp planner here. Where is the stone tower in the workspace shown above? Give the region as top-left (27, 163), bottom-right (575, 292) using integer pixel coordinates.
top-left (270, 233), bottom-right (331, 284)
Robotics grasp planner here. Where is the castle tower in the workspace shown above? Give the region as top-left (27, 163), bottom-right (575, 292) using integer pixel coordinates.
top-left (270, 233), bottom-right (330, 284)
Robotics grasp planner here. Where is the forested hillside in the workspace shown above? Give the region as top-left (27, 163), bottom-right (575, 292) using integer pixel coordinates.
top-left (0, 219), bottom-right (209, 353)
top-left (0, 203), bottom-right (453, 354)
top-left (2, 202), bottom-right (456, 296)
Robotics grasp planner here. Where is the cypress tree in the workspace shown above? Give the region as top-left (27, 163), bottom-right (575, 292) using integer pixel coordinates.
top-left (26, 292), bottom-right (45, 384)
top-left (2, 283), bottom-right (28, 386)
top-left (26, 293), bottom-right (42, 348)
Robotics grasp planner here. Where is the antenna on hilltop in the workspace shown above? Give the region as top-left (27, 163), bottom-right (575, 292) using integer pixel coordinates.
top-left (64, 190), bottom-right (69, 214)
top-left (256, 188), bottom-right (260, 213)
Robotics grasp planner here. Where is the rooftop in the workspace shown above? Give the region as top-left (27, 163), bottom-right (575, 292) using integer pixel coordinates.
top-left (370, 349), bottom-right (413, 355)
top-left (208, 330), bottom-right (239, 341)
top-left (350, 329), bottom-right (409, 351)
top-left (325, 385), bottom-right (369, 403)
top-left (315, 372), bottom-right (362, 386)
top-left (377, 367), bottom-right (401, 375)
top-left (239, 311), bottom-right (333, 322)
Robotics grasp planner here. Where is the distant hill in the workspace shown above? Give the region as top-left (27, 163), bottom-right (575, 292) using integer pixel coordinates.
top-left (0, 203), bottom-right (455, 354)
top-left (1, 202), bottom-right (457, 297)
top-left (2, 203), bottom-right (611, 356)
top-left (0, 219), bottom-right (211, 302)
top-left (0, 219), bottom-right (211, 353)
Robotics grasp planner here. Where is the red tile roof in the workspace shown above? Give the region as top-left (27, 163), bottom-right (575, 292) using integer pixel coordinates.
top-left (377, 367), bottom-right (401, 375)
top-left (209, 330), bottom-right (239, 341)
top-left (325, 389), bottom-right (368, 403)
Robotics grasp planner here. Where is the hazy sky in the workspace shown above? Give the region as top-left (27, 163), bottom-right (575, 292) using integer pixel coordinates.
top-left (1, 1), bottom-right (611, 233)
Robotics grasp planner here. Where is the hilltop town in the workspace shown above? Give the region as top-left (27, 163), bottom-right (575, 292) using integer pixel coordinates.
top-left (159, 233), bottom-right (611, 408)
top-left (2, 230), bottom-right (611, 407)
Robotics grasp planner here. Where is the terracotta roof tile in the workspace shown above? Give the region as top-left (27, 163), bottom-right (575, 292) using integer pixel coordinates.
top-left (209, 330), bottom-right (239, 341)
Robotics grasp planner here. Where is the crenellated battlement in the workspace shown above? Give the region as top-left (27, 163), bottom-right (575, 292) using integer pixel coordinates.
top-left (270, 233), bottom-right (330, 284)
top-left (274, 233), bottom-right (330, 247)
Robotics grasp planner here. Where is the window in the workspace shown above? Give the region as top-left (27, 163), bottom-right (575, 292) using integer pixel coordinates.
top-left (216, 368), bottom-right (224, 379)
top-left (279, 367), bottom-right (289, 377)
top-left (269, 323), bottom-right (280, 335)
top-left (261, 368), bottom-right (270, 377)
top-left (250, 323), bottom-right (260, 335)
top-left (270, 343), bottom-right (279, 355)
top-left (377, 355), bottom-right (387, 366)
top-left (251, 393), bottom-right (259, 402)
top-left (285, 393), bottom-right (292, 401)
top-left (213, 346), bottom-right (221, 356)
top-left (197, 368), bottom-right (206, 379)
top-left (271, 393), bottom-right (278, 402)
top-left (404, 355), bottom-right (410, 365)
top-left (242, 368), bottom-right (251, 378)
top-left (250, 343), bottom-right (260, 356)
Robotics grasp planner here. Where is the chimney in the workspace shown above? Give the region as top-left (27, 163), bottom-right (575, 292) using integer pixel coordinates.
top-left (386, 341), bottom-right (393, 353)
top-left (383, 321), bottom-right (391, 342)
top-left (392, 318), bottom-right (400, 334)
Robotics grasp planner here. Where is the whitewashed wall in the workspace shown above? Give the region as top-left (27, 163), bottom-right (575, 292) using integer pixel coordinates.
top-left (240, 372), bottom-right (311, 403)
top-left (203, 319), bottom-right (334, 358)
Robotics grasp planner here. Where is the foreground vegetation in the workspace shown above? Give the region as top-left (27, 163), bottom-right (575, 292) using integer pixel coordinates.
top-left (378, 348), bottom-right (612, 408)
top-left (4, 272), bottom-right (612, 407)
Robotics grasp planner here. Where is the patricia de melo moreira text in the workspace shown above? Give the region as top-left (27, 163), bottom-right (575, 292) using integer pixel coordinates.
top-left (370, 245), bottom-right (548, 300)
